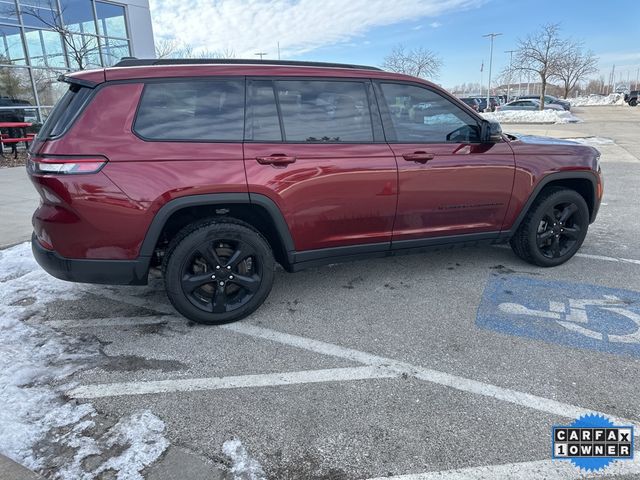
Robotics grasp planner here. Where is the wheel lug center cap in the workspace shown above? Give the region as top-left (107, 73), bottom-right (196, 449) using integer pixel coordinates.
top-left (215, 268), bottom-right (232, 280)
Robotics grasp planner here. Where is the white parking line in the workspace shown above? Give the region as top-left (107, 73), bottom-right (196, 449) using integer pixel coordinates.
top-left (67, 366), bottom-right (398, 399)
top-left (223, 323), bottom-right (640, 437)
top-left (84, 285), bottom-right (640, 437)
top-left (366, 454), bottom-right (640, 479)
top-left (492, 245), bottom-right (640, 267)
top-left (576, 252), bottom-right (640, 266)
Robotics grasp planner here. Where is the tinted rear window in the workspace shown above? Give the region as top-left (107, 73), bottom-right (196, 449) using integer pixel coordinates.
top-left (275, 80), bottom-right (373, 142)
top-left (134, 80), bottom-right (245, 141)
top-left (37, 83), bottom-right (92, 139)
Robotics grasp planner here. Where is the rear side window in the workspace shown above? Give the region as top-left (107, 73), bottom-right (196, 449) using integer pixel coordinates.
top-left (37, 83), bottom-right (92, 139)
top-left (246, 80), bottom-right (282, 141)
top-left (134, 79), bottom-right (244, 141)
top-left (274, 80), bottom-right (373, 142)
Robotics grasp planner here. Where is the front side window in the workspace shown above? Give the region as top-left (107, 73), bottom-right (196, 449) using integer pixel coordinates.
top-left (275, 80), bottom-right (373, 142)
top-left (134, 79), bottom-right (245, 141)
top-left (380, 83), bottom-right (481, 143)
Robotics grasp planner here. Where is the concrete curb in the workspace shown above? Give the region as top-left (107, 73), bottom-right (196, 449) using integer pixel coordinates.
top-left (0, 454), bottom-right (44, 480)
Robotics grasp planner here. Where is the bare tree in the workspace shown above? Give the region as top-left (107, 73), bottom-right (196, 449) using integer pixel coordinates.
top-left (4, 0), bottom-right (102, 70)
top-left (193, 47), bottom-right (236, 59)
top-left (155, 39), bottom-right (181, 59)
top-left (554, 45), bottom-right (598, 98)
top-left (155, 41), bottom-right (236, 60)
top-left (514, 23), bottom-right (567, 109)
top-left (382, 44), bottom-right (442, 79)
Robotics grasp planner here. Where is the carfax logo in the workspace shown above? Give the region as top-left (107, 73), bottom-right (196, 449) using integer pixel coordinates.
top-left (552, 414), bottom-right (634, 472)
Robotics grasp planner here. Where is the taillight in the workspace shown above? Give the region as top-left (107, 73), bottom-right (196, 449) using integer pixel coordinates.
top-left (28, 155), bottom-right (107, 175)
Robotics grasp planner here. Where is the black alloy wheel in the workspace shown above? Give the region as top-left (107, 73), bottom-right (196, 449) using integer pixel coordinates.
top-left (164, 220), bottom-right (275, 324)
top-left (510, 187), bottom-right (590, 267)
top-left (535, 202), bottom-right (582, 259)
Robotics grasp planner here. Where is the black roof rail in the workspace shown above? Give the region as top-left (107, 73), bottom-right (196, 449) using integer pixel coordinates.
top-left (113, 57), bottom-right (382, 71)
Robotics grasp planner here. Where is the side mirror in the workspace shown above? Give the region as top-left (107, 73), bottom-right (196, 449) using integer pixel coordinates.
top-left (481, 120), bottom-right (503, 143)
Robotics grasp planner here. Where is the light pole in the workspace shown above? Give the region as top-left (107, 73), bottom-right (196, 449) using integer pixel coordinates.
top-left (483, 32), bottom-right (502, 111)
top-left (505, 49), bottom-right (516, 102)
top-left (254, 52), bottom-right (267, 60)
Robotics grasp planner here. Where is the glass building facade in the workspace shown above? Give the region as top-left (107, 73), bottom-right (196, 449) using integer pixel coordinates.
top-left (0, 0), bottom-right (133, 125)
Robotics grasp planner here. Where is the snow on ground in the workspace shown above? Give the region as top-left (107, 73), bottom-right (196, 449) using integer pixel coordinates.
top-left (561, 137), bottom-right (615, 146)
top-left (482, 109), bottom-right (582, 124)
top-left (222, 439), bottom-right (266, 480)
top-left (0, 242), bottom-right (169, 479)
top-left (569, 93), bottom-right (625, 107)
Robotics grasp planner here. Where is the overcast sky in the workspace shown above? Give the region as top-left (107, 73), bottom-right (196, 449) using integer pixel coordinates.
top-left (149, 0), bottom-right (640, 88)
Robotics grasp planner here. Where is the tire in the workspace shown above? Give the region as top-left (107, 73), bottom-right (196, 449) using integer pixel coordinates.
top-left (630, 99), bottom-right (637, 107)
top-left (509, 187), bottom-right (589, 267)
top-left (163, 219), bottom-right (275, 324)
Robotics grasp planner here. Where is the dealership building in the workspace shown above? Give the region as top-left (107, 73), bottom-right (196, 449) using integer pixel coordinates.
top-left (0, 0), bottom-right (155, 123)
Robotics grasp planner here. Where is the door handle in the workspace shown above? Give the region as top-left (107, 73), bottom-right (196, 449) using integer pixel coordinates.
top-left (255, 154), bottom-right (297, 166)
top-left (402, 152), bottom-right (434, 164)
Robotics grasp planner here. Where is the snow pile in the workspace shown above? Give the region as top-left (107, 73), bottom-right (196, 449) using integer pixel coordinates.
top-left (562, 137), bottom-right (615, 146)
top-left (569, 93), bottom-right (625, 107)
top-left (223, 439), bottom-right (266, 480)
top-left (0, 242), bottom-right (169, 479)
top-left (482, 109), bottom-right (582, 124)
top-left (57, 410), bottom-right (169, 480)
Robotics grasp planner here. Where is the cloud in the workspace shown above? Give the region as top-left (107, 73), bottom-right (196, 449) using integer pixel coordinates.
top-left (149, 0), bottom-right (482, 57)
top-left (429, 21), bottom-right (442, 28)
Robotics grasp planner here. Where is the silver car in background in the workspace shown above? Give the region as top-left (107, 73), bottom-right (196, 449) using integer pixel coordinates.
top-left (497, 99), bottom-right (565, 111)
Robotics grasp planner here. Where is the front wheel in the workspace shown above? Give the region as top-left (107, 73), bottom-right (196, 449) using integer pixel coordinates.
top-left (510, 188), bottom-right (590, 267)
top-left (163, 220), bottom-right (275, 324)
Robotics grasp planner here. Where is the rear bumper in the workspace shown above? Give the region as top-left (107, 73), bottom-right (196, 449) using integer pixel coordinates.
top-left (31, 233), bottom-right (149, 285)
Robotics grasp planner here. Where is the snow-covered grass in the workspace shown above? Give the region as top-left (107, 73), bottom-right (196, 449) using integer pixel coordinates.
top-left (482, 109), bottom-right (582, 124)
top-left (569, 93), bottom-right (625, 107)
top-left (0, 243), bottom-right (169, 479)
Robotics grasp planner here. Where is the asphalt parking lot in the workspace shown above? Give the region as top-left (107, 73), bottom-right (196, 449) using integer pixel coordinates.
top-left (3, 106), bottom-right (640, 479)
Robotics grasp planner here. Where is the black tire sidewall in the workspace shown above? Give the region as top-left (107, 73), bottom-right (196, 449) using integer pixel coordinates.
top-left (165, 223), bottom-right (274, 324)
top-left (524, 190), bottom-right (589, 267)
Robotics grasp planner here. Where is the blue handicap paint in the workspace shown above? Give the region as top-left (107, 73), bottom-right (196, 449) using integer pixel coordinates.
top-left (476, 276), bottom-right (640, 357)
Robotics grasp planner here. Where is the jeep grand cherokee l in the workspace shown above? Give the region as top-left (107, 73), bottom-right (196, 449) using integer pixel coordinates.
top-left (29, 59), bottom-right (603, 324)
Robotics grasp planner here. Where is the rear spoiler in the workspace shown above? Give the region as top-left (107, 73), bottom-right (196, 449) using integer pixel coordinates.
top-left (58, 71), bottom-right (105, 88)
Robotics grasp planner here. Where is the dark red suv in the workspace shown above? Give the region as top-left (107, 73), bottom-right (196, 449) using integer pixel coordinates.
top-left (28, 59), bottom-right (603, 324)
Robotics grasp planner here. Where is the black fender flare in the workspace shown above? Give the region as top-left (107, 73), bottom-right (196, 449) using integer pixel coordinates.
top-left (138, 192), bottom-right (295, 262)
top-left (502, 170), bottom-right (599, 239)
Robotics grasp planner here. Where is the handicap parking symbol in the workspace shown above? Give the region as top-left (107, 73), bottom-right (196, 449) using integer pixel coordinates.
top-left (476, 276), bottom-right (640, 357)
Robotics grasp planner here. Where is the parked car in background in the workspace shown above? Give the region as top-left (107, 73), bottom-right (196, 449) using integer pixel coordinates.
top-left (517, 94), bottom-right (571, 111)
top-left (459, 97), bottom-right (481, 111)
top-left (624, 90), bottom-right (638, 106)
top-left (497, 99), bottom-right (565, 111)
top-left (29, 58), bottom-right (603, 324)
top-left (476, 97), bottom-right (499, 112)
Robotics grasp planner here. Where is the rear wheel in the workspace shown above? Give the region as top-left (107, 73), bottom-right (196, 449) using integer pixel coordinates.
top-left (163, 219), bottom-right (274, 324)
top-left (630, 98), bottom-right (637, 106)
top-left (510, 188), bottom-right (589, 267)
